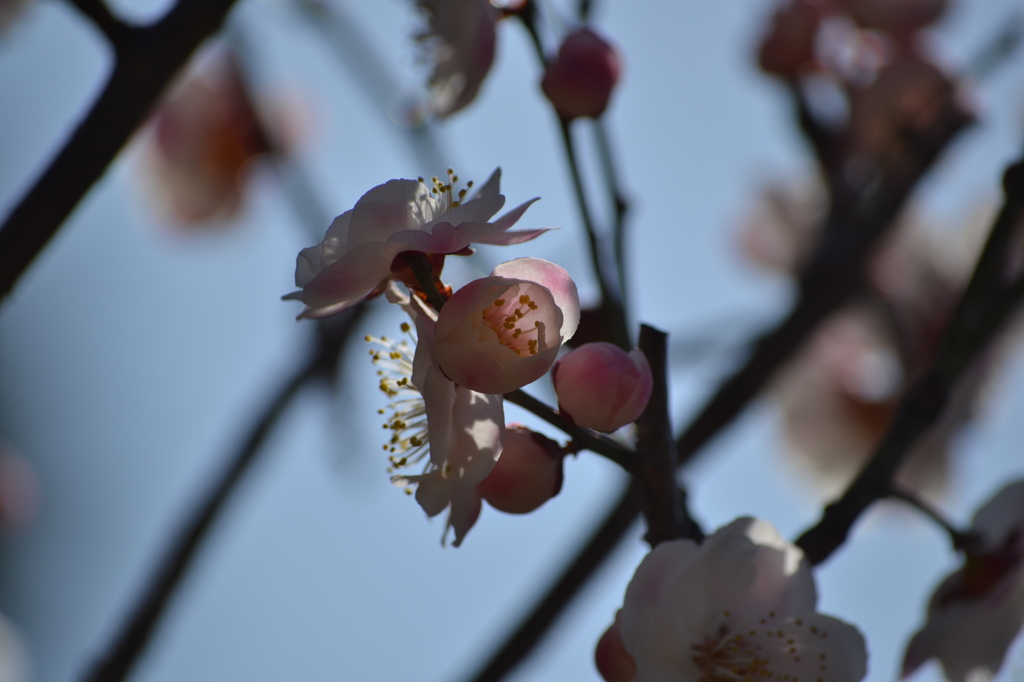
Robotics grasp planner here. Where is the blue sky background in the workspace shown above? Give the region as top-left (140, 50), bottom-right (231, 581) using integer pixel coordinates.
top-left (2, 0), bottom-right (1024, 680)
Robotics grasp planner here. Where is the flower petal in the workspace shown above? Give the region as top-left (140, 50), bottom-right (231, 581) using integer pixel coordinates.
top-left (492, 258), bottom-right (580, 342)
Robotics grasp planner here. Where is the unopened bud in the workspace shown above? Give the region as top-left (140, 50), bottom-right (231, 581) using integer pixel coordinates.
top-left (552, 342), bottom-right (653, 432)
top-left (594, 613), bottom-right (637, 682)
top-left (476, 425), bottom-right (563, 514)
top-left (541, 27), bottom-right (621, 120)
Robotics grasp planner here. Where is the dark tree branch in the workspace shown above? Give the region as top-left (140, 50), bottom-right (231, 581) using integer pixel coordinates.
top-left (81, 306), bottom-right (365, 682)
top-left (464, 479), bottom-right (640, 682)
top-left (0, 0), bottom-right (244, 306)
top-left (634, 324), bottom-right (695, 546)
top-left (796, 154), bottom-right (1024, 565)
top-left (65, 0), bottom-right (130, 47)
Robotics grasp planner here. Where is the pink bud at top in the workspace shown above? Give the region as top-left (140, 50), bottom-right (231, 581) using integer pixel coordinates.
top-left (434, 258), bottom-right (580, 395)
top-left (541, 27), bottom-right (622, 120)
top-left (476, 425), bottom-right (564, 514)
top-left (552, 342), bottom-right (653, 433)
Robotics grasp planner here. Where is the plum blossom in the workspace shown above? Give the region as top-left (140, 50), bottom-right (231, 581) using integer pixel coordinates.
top-left (903, 481), bottom-right (1024, 682)
top-left (552, 342), bottom-right (652, 432)
top-left (414, 0), bottom-right (500, 118)
top-left (140, 50), bottom-right (275, 225)
top-left (292, 169), bottom-right (550, 319)
top-left (370, 286), bottom-right (504, 546)
top-left (433, 257), bottom-right (581, 395)
top-left (602, 517), bottom-right (867, 682)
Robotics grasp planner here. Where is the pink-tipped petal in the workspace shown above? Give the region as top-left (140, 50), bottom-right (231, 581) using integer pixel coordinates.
top-left (491, 258), bottom-right (580, 341)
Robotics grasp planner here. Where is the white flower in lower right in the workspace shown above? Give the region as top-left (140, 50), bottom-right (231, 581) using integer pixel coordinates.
top-left (599, 517), bottom-right (868, 682)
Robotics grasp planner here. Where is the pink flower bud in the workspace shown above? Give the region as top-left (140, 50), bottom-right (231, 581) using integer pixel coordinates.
top-left (594, 613), bottom-right (637, 682)
top-left (434, 258), bottom-right (580, 395)
top-left (541, 27), bottom-right (621, 120)
top-left (552, 342), bottom-right (652, 432)
top-left (476, 425), bottom-right (563, 514)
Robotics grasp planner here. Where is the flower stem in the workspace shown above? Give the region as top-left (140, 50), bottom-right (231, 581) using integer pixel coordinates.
top-left (888, 486), bottom-right (981, 554)
top-left (594, 118), bottom-right (630, 308)
top-left (504, 389), bottom-right (638, 472)
top-left (558, 119), bottom-right (630, 349)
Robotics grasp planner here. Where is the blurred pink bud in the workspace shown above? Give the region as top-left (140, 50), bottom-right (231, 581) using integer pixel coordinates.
top-left (434, 258), bottom-right (581, 395)
top-left (552, 342), bottom-right (652, 432)
top-left (541, 27), bottom-right (621, 120)
top-left (756, 0), bottom-right (829, 80)
top-left (594, 612), bottom-right (637, 682)
top-left (476, 425), bottom-right (563, 514)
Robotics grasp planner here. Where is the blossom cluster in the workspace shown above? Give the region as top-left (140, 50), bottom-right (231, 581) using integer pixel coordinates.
top-left (291, 169), bottom-right (652, 545)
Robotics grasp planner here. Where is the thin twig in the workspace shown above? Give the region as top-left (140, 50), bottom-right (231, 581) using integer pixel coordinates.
top-left (512, 6), bottom-right (630, 349)
top-left (65, 0), bottom-right (130, 47)
top-left (558, 119), bottom-right (630, 349)
top-left (504, 389), bottom-right (638, 472)
top-left (81, 306), bottom-right (365, 682)
top-left (888, 486), bottom-right (980, 553)
top-left (0, 0), bottom-right (243, 306)
top-left (594, 119), bottom-right (630, 309)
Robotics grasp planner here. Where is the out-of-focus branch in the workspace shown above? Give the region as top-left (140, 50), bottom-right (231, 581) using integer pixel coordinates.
top-left (796, 155), bottom-right (1024, 565)
top-left (66, 0), bottom-right (130, 46)
top-left (0, 0), bottom-right (243, 306)
top-left (504, 389), bottom-right (638, 472)
top-left (634, 324), bottom-right (697, 546)
top-left (464, 478), bottom-right (639, 682)
top-left (675, 86), bottom-right (973, 467)
top-left (81, 305), bottom-right (365, 682)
